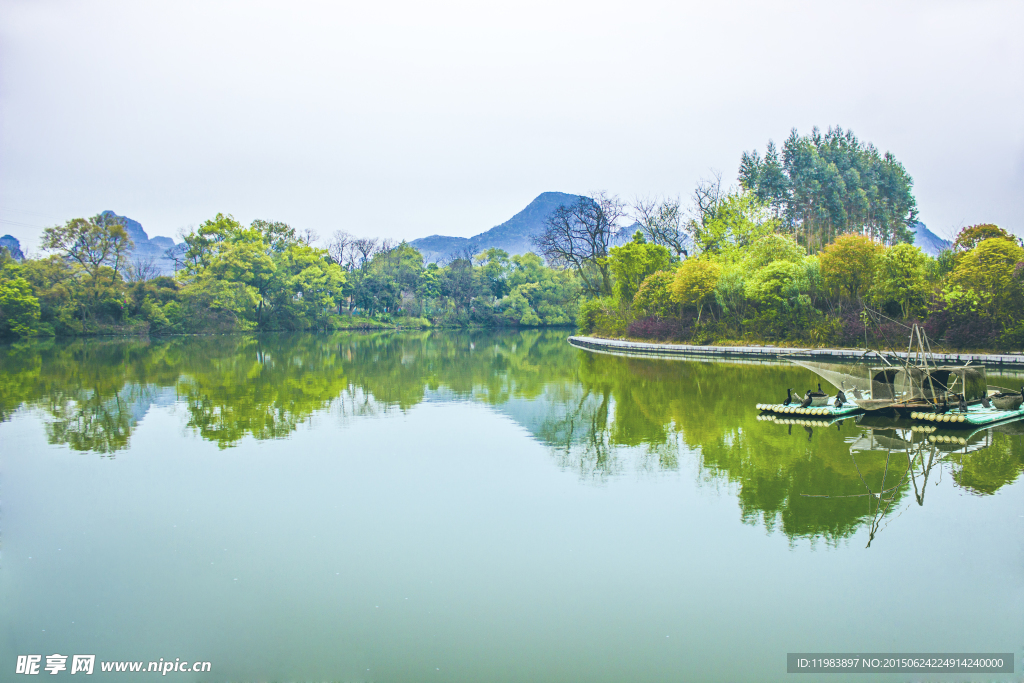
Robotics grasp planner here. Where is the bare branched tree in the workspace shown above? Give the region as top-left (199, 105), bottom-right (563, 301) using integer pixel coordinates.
top-left (327, 231), bottom-right (353, 266)
top-left (691, 170), bottom-right (723, 228)
top-left (122, 256), bottom-right (161, 283)
top-left (440, 246), bottom-right (476, 267)
top-left (633, 196), bottom-right (689, 259)
top-left (352, 237), bottom-right (379, 270)
top-left (299, 227), bottom-right (320, 246)
top-left (532, 192), bottom-right (624, 296)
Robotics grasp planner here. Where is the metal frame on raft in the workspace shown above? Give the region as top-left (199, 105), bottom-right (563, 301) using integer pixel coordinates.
top-left (755, 315), bottom-right (1024, 428)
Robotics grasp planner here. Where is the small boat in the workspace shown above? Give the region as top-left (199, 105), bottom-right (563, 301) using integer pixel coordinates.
top-left (991, 387), bottom-right (1024, 411)
top-left (807, 383), bottom-right (828, 407)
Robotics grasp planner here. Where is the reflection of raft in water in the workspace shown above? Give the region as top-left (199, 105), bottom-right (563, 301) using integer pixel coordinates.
top-left (755, 413), bottom-right (852, 427)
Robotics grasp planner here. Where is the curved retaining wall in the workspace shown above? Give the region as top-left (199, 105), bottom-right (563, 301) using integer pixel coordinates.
top-left (567, 336), bottom-right (1024, 369)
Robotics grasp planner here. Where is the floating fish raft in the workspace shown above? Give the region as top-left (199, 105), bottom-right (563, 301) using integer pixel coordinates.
top-left (756, 400), bottom-right (863, 418)
top-left (908, 403), bottom-right (1024, 427)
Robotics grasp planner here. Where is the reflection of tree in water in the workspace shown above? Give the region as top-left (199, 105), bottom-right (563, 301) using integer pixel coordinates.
top-left (0, 330), bottom-right (582, 451)
top-left (44, 383), bottom-right (172, 455)
top-left (538, 351), bottom-right (1024, 544)
top-left (795, 420), bottom-right (1024, 547)
top-left (535, 385), bottom-right (623, 481)
top-left (3, 333), bottom-right (1021, 543)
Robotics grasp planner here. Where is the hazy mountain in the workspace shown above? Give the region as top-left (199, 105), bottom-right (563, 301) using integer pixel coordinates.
top-left (410, 192), bottom-right (585, 262)
top-left (1, 234), bottom-right (25, 261)
top-left (99, 211), bottom-right (180, 276)
top-left (908, 222), bottom-right (952, 257)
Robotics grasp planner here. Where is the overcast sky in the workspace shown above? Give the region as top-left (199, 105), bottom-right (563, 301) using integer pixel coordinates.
top-left (1, 0), bottom-right (1022, 251)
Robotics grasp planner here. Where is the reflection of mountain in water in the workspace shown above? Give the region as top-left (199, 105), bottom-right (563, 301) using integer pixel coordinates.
top-left (43, 383), bottom-right (177, 455)
top-left (2, 331), bottom-right (1022, 544)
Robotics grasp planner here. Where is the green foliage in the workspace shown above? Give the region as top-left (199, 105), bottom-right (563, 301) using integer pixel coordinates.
top-left (606, 231), bottom-right (672, 304)
top-left (695, 192), bottom-right (777, 259)
top-left (0, 257), bottom-right (41, 337)
top-left (743, 233), bottom-right (805, 270)
top-left (871, 244), bottom-right (931, 319)
top-left (576, 297), bottom-right (626, 336)
top-left (39, 214), bottom-right (135, 325)
top-left (745, 260), bottom-right (808, 310)
top-left (952, 223), bottom-right (1017, 253)
top-left (739, 126), bottom-right (918, 248)
top-left (495, 254), bottom-right (581, 326)
top-left (632, 271), bottom-right (678, 318)
top-left (946, 238), bottom-right (1024, 323)
top-left (818, 234), bottom-right (882, 302)
top-left (671, 259), bottom-right (720, 313)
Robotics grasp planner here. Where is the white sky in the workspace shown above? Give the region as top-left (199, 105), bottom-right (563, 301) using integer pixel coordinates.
top-left (1, 0), bottom-right (1022, 251)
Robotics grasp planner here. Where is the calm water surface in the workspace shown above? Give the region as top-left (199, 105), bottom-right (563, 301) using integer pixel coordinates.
top-left (1, 331), bottom-right (1022, 682)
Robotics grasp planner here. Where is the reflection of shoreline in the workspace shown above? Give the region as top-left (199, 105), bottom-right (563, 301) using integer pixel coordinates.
top-left (3, 332), bottom-right (1022, 547)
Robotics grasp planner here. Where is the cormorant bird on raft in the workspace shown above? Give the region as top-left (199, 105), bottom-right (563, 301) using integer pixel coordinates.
top-left (783, 388), bottom-right (794, 406)
top-left (809, 383), bottom-right (826, 398)
top-left (799, 390), bottom-right (813, 409)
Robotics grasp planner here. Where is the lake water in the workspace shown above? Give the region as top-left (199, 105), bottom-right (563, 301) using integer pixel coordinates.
top-left (1, 331), bottom-right (1021, 682)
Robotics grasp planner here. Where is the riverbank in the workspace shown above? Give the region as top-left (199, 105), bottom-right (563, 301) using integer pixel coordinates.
top-left (567, 335), bottom-right (1024, 369)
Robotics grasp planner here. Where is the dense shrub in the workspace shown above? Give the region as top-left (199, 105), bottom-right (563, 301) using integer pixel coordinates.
top-left (627, 315), bottom-right (679, 340)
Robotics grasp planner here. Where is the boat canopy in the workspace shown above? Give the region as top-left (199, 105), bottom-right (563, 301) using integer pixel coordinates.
top-left (790, 359), bottom-right (987, 404)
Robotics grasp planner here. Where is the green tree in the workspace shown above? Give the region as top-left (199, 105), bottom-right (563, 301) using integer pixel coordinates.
top-left (632, 271), bottom-right (678, 318)
top-left (695, 192), bottom-right (777, 259)
top-left (740, 126), bottom-right (918, 248)
top-left (475, 248), bottom-right (511, 299)
top-left (951, 223), bottom-right (1017, 253)
top-left (671, 259), bottom-right (721, 323)
top-left (743, 233), bottom-right (805, 270)
top-left (0, 256), bottom-right (41, 337)
top-left (818, 234), bottom-right (883, 302)
top-left (607, 231), bottom-right (672, 304)
top-left (946, 238), bottom-right (1024, 322)
top-left (744, 261), bottom-right (807, 312)
top-left (871, 244), bottom-right (931, 319)
top-left (40, 214), bottom-right (134, 322)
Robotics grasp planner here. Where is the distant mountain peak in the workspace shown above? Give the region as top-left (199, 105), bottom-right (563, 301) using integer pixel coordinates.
top-left (909, 222), bottom-right (952, 257)
top-left (410, 192), bottom-right (585, 262)
top-left (0, 234), bottom-right (25, 261)
top-left (99, 211), bottom-right (179, 276)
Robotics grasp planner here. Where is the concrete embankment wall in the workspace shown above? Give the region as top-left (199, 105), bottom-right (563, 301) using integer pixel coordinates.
top-left (567, 336), bottom-right (1024, 370)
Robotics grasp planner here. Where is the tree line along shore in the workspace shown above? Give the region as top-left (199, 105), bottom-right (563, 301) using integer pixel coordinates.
top-left (1, 127), bottom-right (1021, 351)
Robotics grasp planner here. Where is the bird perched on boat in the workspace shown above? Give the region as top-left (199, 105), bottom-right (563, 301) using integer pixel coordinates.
top-left (981, 393), bottom-right (992, 409)
top-left (958, 394), bottom-right (968, 414)
top-left (800, 390), bottom-right (813, 409)
top-left (783, 388), bottom-right (794, 406)
top-left (851, 387), bottom-right (864, 400)
top-left (809, 383), bottom-right (826, 398)
top-left (934, 399), bottom-right (949, 414)
top-left (836, 388), bottom-right (848, 405)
